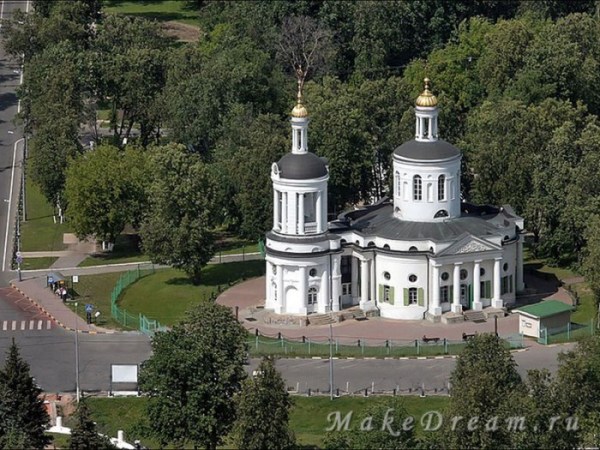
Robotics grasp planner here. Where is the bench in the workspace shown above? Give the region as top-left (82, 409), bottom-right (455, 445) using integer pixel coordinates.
top-left (462, 332), bottom-right (476, 341)
top-left (422, 335), bottom-right (440, 344)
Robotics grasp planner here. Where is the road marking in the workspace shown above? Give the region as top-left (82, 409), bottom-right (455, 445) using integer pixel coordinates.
top-left (2, 139), bottom-right (23, 271)
top-left (2, 321), bottom-right (6, 331)
top-left (11, 321), bottom-right (16, 331)
top-left (47, 320), bottom-right (51, 329)
top-left (0, 1), bottom-right (5, 28)
top-left (29, 319), bottom-right (33, 329)
top-left (37, 320), bottom-right (42, 330)
top-left (20, 320), bottom-right (24, 330)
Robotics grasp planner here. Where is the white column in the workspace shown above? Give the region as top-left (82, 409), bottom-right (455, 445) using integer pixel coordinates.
top-left (492, 258), bottom-right (503, 309)
top-left (431, 264), bottom-right (441, 316)
top-left (369, 258), bottom-right (376, 302)
top-left (351, 256), bottom-right (358, 303)
top-left (473, 260), bottom-right (482, 311)
top-left (277, 264), bottom-right (284, 314)
top-left (319, 266), bottom-right (329, 314)
top-left (298, 193), bottom-right (305, 234)
top-left (452, 263), bottom-right (462, 314)
top-left (360, 259), bottom-right (369, 308)
top-left (517, 238), bottom-right (524, 291)
top-left (281, 192), bottom-right (288, 234)
top-left (428, 117), bottom-right (433, 139)
top-left (273, 190), bottom-right (279, 230)
top-left (299, 266), bottom-right (308, 314)
top-left (316, 191), bottom-right (322, 233)
top-left (289, 191), bottom-right (298, 235)
top-left (265, 261), bottom-right (272, 309)
top-left (331, 255), bottom-right (341, 312)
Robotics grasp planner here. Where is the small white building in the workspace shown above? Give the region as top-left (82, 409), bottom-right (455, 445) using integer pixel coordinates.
top-left (265, 79), bottom-right (524, 322)
top-left (515, 300), bottom-right (573, 338)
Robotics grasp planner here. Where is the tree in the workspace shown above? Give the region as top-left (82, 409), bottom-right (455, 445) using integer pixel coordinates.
top-left (583, 215), bottom-right (600, 310)
top-left (65, 145), bottom-right (149, 247)
top-left (0, 340), bottom-right (50, 449)
top-left (141, 144), bottom-right (216, 284)
top-left (69, 399), bottom-right (114, 450)
top-left (138, 302), bottom-right (248, 450)
top-left (232, 357), bottom-right (295, 450)
top-left (323, 397), bottom-right (416, 449)
top-left (439, 333), bottom-right (522, 449)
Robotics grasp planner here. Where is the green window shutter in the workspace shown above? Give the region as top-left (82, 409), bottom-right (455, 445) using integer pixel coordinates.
top-left (417, 287), bottom-right (424, 306)
top-left (403, 288), bottom-right (409, 306)
top-left (509, 275), bottom-right (513, 293)
top-left (485, 280), bottom-right (491, 298)
top-left (378, 284), bottom-right (384, 302)
top-left (449, 285), bottom-right (453, 302)
top-left (389, 286), bottom-right (395, 305)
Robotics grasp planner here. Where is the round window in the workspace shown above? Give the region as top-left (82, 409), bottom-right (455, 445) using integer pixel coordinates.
top-left (480, 267), bottom-right (485, 277)
top-left (441, 272), bottom-right (449, 281)
top-left (460, 269), bottom-right (468, 280)
top-left (309, 268), bottom-right (317, 277)
top-left (503, 263), bottom-right (508, 272)
top-left (409, 274), bottom-right (417, 283)
top-left (384, 272), bottom-right (391, 280)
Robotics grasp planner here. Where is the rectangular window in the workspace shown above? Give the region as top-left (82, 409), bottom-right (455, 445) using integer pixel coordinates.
top-left (440, 286), bottom-right (449, 303)
top-left (383, 285), bottom-right (391, 302)
top-left (501, 276), bottom-right (509, 295)
top-left (408, 287), bottom-right (418, 304)
top-left (342, 283), bottom-right (351, 296)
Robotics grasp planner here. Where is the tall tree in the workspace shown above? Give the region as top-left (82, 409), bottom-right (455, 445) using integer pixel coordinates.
top-left (140, 144), bottom-right (216, 284)
top-left (439, 333), bottom-right (522, 449)
top-left (232, 358), bottom-right (295, 450)
top-left (69, 399), bottom-right (114, 450)
top-left (0, 340), bottom-right (50, 449)
top-left (139, 302), bottom-right (248, 450)
top-left (583, 215), bottom-right (600, 311)
top-left (65, 145), bottom-right (149, 247)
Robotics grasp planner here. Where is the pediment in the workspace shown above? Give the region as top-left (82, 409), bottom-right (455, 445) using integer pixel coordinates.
top-left (437, 234), bottom-right (500, 257)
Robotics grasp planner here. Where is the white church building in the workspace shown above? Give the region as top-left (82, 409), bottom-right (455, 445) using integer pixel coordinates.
top-left (265, 79), bottom-right (524, 322)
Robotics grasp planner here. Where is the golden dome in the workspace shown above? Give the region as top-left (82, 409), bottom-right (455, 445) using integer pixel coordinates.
top-left (415, 77), bottom-right (438, 107)
top-left (291, 101), bottom-right (308, 118)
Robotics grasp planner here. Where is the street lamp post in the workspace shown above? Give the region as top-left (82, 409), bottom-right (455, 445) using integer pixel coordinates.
top-left (74, 302), bottom-right (80, 402)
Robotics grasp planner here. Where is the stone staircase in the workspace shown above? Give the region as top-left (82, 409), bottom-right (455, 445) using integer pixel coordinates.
top-left (463, 310), bottom-right (487, 323)
top-left (307, 314), bottom-right (335, 326)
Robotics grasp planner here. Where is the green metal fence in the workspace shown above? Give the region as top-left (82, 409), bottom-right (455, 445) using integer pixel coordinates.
top-left (538, 319), bottom-right (595, 345)
top-left (110, 264), bottom-right (167, 335)
top-left (247, 332), bottom-right (524, 358)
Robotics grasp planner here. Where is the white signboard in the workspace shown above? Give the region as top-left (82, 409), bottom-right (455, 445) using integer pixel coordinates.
top-left (72, 275), bottom-right (79, 283)
top-left (111, 364), bottom-right (138, 383)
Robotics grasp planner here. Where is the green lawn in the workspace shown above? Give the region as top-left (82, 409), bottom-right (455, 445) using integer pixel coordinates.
top-left (103, 0), bottom-right (199, 26)
top-left (66, 272), bottom-right (131, 330)
top-left (119, 260), bottom-right (265, 326)
top-left (82, 395), bottom-right (449, 449)
top-left (571, 283), bottom-right (596, 324)
top-left (78, 234), bottom-right (148, 267)
top-left (20, 257), bottom-right (58, 270)
top-left (46, 432), bottom-right (70, 449)
top-left (21, 177), bottom-right (70, 252)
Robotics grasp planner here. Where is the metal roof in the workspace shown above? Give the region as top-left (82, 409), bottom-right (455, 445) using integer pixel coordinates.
top-left (277, 152), bottom-right (328, 180)
top-left (394, 139), bottom-right (461, 161)
top-left (515, 300), bottom-right (573, 319)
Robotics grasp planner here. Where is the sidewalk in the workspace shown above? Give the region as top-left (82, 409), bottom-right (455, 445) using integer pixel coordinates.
top-left (11, 276), bottom-right (113, 334)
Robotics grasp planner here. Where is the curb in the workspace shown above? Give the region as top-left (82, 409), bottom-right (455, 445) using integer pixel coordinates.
top-left (9, 283), bottom-right (115, 335)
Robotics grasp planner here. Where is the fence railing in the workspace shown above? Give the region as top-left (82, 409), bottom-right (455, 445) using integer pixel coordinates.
top-left (248, 331), bottom-right (524, 358)
top-left (110, 264), bottom-right (167, 335)
top-left (538, 319), bottom-right (595, 345)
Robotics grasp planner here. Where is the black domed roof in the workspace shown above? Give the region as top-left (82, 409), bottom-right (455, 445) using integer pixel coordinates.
top-left (394, 139), bottom-right (461, 161)
top-left (277, 152), bottom-right (328, 180)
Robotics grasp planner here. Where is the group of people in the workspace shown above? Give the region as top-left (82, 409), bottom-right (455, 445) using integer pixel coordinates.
top-left (51, 282), bottom-right (69, 302)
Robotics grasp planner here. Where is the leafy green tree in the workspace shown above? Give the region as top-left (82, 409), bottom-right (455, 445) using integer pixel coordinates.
top-left (439, 333), bottom-right (522, 449)
top-left (65, 145), bottom-right (149, 247)
top-left (323, 397), bottom-right (416, 449)
top-left (0, 340), bottom-right (50, 449)
top-left (232, 357), bottom-right (295, 450)
top-left (69, 399), bottom-right (114, 450)
top-left (139, 302), bottom-right (248, 450)
top-left (583, 215), bottom-right (600, 310)
top-left (140, 144), bottom-right (216, 284)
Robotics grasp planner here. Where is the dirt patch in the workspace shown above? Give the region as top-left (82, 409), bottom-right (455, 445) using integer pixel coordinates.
top-left (161, 21), bottom-right (200, 42)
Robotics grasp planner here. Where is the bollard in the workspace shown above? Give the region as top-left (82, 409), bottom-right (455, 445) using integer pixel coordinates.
top-left (302, 335), bottom-right (306, 343)
top-left (307, 388), bottom-right (311, 397)
top-left (278, 332), bottom-right (281, 340)
top-left (255, 328), bottom-right (259, 336)
top-left (235, 306), bottom-right (239, 321)
top-left (357, 339), bottom-right (361, 347)
top-left (393, 388), bottom-right (396, 396)
top-left (444, 338), bottom-right (448, 354)
top-left (364, 388), bottom-right (368, 397)
top-left (117, 430), bottom-right (124, 443)
top-left (336, 388), bottom-right (340, 397)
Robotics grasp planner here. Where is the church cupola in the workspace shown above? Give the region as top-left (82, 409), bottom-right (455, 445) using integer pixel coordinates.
top-left (415, 78), bottom-right (439, 142)
top-left (270, 85), bottom-right (329, 236)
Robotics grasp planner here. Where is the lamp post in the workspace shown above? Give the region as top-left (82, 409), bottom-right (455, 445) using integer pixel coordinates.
top-left (74, 302), bottom-right (80, 402)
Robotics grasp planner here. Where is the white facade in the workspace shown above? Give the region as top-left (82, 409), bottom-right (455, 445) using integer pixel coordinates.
top-left (265, 80), bottom-right (524, 321)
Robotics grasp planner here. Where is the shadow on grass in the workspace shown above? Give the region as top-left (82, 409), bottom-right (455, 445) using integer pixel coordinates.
top-left (165, 260), bottom-right (265, 287)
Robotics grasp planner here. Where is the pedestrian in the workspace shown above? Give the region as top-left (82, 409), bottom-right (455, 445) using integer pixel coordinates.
top-left (61, 287), bottom-right (68, 302)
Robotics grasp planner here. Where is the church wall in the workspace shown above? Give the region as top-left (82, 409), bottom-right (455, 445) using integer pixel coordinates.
top-left (501, 241), bottom-right (517, 305)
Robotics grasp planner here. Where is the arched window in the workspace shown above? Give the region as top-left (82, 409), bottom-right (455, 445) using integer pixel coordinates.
top-left (438, 175), bottom-right (445, 200)
top-left (434, 209), bottom-right (448, 218)
top-left (308, 287), bottom-right (318, 305)
top-left (395, 171), bottom-right (401, 196)
top-left (413, 175), bottom-right (422, 200)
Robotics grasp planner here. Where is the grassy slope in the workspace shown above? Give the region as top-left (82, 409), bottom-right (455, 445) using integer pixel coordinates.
top-left (103, 0), bottom-right (199, 26)
top-left (84, 395), bottom-right (449, 448)
top-left (21, 177), bottom-right (70, 252)
top-left (119, 260), bottom-right (264, 326)
top-left (20, 257), bottom-right (58, 270)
